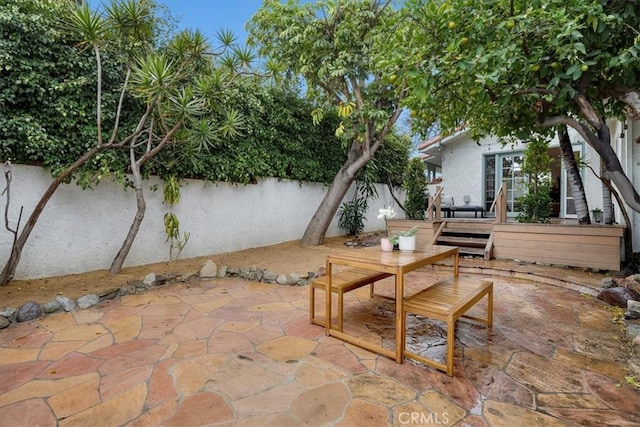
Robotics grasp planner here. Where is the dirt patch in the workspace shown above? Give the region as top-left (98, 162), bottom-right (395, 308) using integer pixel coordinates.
top-left (0, 235), bottom-right (383, 309)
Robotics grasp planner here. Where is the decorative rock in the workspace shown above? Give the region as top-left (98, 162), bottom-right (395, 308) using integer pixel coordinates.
top-left (217, 265), bottom-right (228, 278)
top-left (16, 301), bottom-right (44, 322)
top-left (599, 277), bottom-right (616, 289)
top-left (0, 316), bottom-right (10, 329)
top-left (42, 300), bottom-right (63, 314)
top-left (626, 300), bottom-right (640, 320)
top-left (56, 296), bottom-right (78, 312)
top-left (623, 276), bottom-right (640, 294)
top-left (628, 274), bottom-right (640, 284)
top-left (239, 267), bottom-right (253, 279)
top-left (143, 273), bottom-right (156, 286)
top-left (200, 260), bottom-right (218, 278)
top-left (0, 307), bottom-right (17, 319)
top-left (156, 273), bottom-right (177, 286)
top-left (626, 310), bottom-right (640, 320)
top-left (597, 287), bottom-right (640, 308)
top-left (263, 271), bottom-right (278, 282)
top-left (77, 294), bottom-right (99, 309)
top-left (288, 273), bottom-right (301, 285)
top-left (276, 274), bottom-right (288, 285)
top-left (99, 287), bottom-right (121, 300)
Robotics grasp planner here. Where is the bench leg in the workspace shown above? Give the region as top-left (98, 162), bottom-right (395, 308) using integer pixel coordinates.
top-left (309, 285), bottom-right (315, 324)
top-left (446, 318), bottom-right (455, 376)
top-left (487, 288), bottom-right (493, 327)
top-left (338, 291), bottom-right (344, 332)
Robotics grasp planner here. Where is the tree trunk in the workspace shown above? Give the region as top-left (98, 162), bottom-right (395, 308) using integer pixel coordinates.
top-left (545, 108), bottom-right (640, 214)
top-left (301, 142), bottom-right (371, 246)
top-left (558, 126), bottom-right (590, 224)
top-left (108, 149), bottom-right (145, 275)
top-left (107, 124), bottom-right (180, 274)
top-left (1, 145), bottom-right (106, 286)
top-left (601, 163), bottom-right (614, 225)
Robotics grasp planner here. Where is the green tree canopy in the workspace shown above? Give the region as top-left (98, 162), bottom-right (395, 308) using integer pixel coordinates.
top-left (397, 0), bottom-right (640, 212)
top-left (248, 0), bottom-right (412, 245)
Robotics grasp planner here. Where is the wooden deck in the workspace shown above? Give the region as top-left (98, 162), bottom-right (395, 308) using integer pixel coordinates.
top-left (386, 218), bottom-right (625, 272)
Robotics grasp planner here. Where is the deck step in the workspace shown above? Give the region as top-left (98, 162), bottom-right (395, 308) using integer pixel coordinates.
top-left (440, 228), bottom-right (491, 236)
top-left (434, 219), bottom-right (493, 258)
top-left (436, 235), bottom-right (488, 248)
top-left (456, 247), bottom-right (485, 256)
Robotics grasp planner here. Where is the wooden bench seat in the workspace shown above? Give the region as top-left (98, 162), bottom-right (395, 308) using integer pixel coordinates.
top-left (403, 277), bottom-right (493, 376)
top-left (310, 268), bottom-right (392, 331)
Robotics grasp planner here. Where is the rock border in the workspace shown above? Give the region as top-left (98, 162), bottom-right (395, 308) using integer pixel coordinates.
top-left (0, 260), bottom-right (325, 329)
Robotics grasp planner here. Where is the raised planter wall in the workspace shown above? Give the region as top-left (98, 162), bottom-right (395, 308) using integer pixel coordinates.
top-left (492, 223), bottom-right (624, 271)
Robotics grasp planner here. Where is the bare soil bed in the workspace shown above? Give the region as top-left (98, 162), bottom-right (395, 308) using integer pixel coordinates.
top-left (0, 235), bottom-right (382, 309)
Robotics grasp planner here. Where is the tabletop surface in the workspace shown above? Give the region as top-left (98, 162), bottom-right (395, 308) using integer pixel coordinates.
top-left (326, 245), bottom-right (458, 269)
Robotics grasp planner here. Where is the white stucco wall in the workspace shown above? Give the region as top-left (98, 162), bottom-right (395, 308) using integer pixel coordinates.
top-left (438, 135), bottom-right (528, 208)
top-left (438, 131), bottom-right (608, 211)
top-left (1, 165), bottom-right (399, 280)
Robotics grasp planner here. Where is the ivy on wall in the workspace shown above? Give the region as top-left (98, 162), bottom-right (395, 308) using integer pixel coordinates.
top-left (1, 1), bottom-right (409, 187)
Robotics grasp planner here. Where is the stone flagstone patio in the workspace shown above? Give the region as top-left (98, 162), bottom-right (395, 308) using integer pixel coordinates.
top-left (0, 267), bottom-right (639, 426)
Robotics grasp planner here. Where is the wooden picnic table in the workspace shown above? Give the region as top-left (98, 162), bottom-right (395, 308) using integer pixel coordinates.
top-left (323, 245), bottom-right (460, 363)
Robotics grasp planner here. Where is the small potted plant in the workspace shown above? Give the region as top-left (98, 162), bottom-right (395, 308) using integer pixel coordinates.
top-left (591, 207), bottom-right (603, 223)
top-left (393, 225), bottom-right (419, 253)
top-left (378, 207), bottom-right (397, 251)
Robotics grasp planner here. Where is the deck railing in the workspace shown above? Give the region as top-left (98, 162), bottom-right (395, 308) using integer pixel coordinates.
top-left (425, 185), bottom-right (444, 221)
top-left (490, 182), bottom-right (508, 223)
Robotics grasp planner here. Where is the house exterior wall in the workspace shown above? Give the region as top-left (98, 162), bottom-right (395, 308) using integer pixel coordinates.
top-left (1, 165), bottom-right (399, 280)
top-left (430, 122), bottom-right (639, 252)
top-left (437, 134), bottom-right (502, 208)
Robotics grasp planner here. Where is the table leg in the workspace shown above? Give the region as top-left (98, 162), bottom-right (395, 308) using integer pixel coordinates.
top-left (396, 273), bottom-right (404, 363)
top-left (325, 260), bottom-right (332, 336)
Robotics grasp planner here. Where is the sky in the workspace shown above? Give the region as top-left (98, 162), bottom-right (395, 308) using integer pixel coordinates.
top-left (155, 0), bottom-right (273, 45)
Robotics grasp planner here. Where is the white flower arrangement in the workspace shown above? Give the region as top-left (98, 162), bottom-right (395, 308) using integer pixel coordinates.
top-left (377, 207), bottom-right (396, 220)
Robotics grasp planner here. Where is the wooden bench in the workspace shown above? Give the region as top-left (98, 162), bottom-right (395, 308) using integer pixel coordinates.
top-left (403, 277), bottom-right (493, 376)
top-left (441, 206), bottom-right (484, 218)
top-left (310, 268), bottom-right (393, 331)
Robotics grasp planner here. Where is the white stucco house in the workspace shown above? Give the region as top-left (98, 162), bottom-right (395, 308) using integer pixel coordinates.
top-left (418, 119), bottom-right (640, 252)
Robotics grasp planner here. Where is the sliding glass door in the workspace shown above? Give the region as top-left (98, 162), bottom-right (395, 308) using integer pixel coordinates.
top-left (484, 153), bottom-right (525, 216)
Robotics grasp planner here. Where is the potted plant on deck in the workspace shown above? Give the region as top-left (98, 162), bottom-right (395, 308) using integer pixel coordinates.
top-left (591, 207), bottom-right (603, 223)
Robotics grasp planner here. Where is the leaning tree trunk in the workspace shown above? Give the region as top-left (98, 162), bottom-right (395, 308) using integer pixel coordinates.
top-left (301, 143), bottom-right (371, 246)
top-left (1, 145), bottom-right (107, 286)
top-left (108, 149), bottom-right (146, 276)
top-left (558, 126), bottom-right (590, 224)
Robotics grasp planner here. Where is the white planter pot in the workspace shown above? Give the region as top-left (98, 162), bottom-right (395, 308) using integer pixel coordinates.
top-left (398, 235), bottom-right (416, 253)
top-left (380, 238), bottom-right (394, 252)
